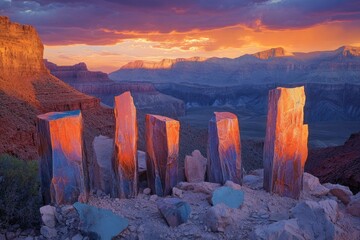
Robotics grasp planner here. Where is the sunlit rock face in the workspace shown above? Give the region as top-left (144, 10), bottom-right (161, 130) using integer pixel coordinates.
top-left (263, 86), bottom-right (308, 199)
top-left (113, 92), bottom-right (138, 198)
top-left (146, 114), bottom-right (180, 196)
top-left (37, 110), bottom-right (87, 205)
top-left (207, 112), bottom-right (242, 184)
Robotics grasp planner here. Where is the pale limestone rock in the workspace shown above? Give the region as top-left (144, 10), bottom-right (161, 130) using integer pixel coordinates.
top-left (184, 150), bottom-right (207, 183)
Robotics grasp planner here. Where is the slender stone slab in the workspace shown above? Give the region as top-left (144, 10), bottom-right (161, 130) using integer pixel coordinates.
top-left (37, 110), bottom-right (87, 205)
top-left (113, 91), bottom-right (138, 198)
top-left (263, 86), bottom-right (308, 199)
top-left (92, 135), bottom-right (114, 195)
top-left (207, 112), bottom-right (242, 184)
top-left (146, 114), bottom-right (180, 196)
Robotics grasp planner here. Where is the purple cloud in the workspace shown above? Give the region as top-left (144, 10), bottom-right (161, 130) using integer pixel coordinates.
top-left (1, 0), bottom-right (359, 45)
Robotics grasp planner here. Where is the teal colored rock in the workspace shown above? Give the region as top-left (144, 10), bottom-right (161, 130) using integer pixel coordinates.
top-left (211, 186), bottom-right (244, 209)
top-left (157, 198), bottom-right (191, 227)
top-left (74, 202), bottom-right (128, 240)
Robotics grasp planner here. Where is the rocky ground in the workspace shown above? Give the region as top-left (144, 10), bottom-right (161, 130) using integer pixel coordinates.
top-left (13, 171), bottom-right (359, 240)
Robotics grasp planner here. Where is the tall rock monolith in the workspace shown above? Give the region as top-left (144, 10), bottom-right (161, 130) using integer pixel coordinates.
top-left (113, 91), bottom-right (138, 198)
top-left (146, 114), bottom-right (180, 196)
top-left (207, 112), bottom-right (242, 184)
top-left (263, 86), bottom-right (308, 199)
top-left (37, 110), bottom-right (87, 205)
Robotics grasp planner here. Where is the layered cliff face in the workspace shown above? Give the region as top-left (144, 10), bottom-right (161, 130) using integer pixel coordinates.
top-left (0, 16), bottom-right (46, 77)
top-left (120, 57), bottom-right (206, 70)
top-left (45, 60), bottom-right (186, 118)
top-left (44, 60), bottom-right (111, 83)
top-left (110, 46), bottom-right (360, 85)
top-left (252, 47), bottom-right (293, 60)
top-left (0, 17), bottom-right (106, 160)
top-left (155, 82), bottom-right (360, 122)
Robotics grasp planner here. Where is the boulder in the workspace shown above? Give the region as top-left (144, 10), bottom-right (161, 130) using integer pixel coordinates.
top-left (40, 205), bottom-right (56, 228)
top-left (263, 87), bottom-right (308, 199)
top-left (157, 198), bottom-right (191, 227)
top-left (92, 135), bottom-right (114, 195)
top-left (145, 114), bottom-right (180, 196)
top-left (323, 183), bottom-right (353, 205)
top-left (172, 187), bottom-right (183, 198)
top-left (37, 110), bottom-right (87, 205)
top-left (184, 150), bottom-right (207, 183)
top-left (251, 219), bottom-right (304, 240)
top-left (205, 204), bottom-right (233, 232)
top-left (177, 182), bottom-right (220, 195)
top-left (74, 202), bottom-right (128, 239)
top-left (113, 91), bottom-right (138, 198)
top-left (347, 192), bottom-right (360, 217)
top-left (243, 175), bottom-right (263, 190)
top-left (207, 112), bottom-right (242, 184)
top-left (40, 226), bottom-right (57, 239)
top-left (211, 186), bottom-right (244, 209)
top-left (290, 200), bottom-right (338, 239)
top-left (303, 173), bottom-right (330, 197)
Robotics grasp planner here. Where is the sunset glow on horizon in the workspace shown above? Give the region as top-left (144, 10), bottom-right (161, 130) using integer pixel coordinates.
top-left (2, 0), bottom-right (360, 73)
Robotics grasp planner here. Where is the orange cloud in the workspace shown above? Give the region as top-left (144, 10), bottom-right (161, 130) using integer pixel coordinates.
top-left (44, 20), bottom-right (360, 73)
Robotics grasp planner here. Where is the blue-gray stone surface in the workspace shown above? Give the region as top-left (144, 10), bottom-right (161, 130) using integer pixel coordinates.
top-left (157, 198), bottom-right (191, 227)
top-left (211, 186), bottom-right (244, 209)
top-left (74, 202), bottom-right (128, 240)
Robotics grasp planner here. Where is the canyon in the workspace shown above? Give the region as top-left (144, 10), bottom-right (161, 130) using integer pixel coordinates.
top-left (0, 16), bottom-right (112, 160)
top-left (44, 61), bottom-right (185, 118)
top-left (110, 46), bottom-right (360, 86)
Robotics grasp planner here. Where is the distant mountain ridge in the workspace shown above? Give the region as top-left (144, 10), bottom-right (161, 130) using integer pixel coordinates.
top-left (120, 56), bottom-right (206, 70)
top-left (110, 46), bottom-right (360, 86)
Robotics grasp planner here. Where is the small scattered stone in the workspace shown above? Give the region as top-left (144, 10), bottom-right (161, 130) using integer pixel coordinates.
top-left (205, 204), bottom-right (232, 232)
top-left (71, 233), bottom-right (83, 240)
top-left (150, 195), bottom-right (158, 201)
top-left (157, 198), bottom-right (191, 227)
top-left (40, 226), bottom-right (57, 239)
top-left (40, 205), bottom-right (56, 228)
top-left (143, 188), bottom-right (151, 195)
top-left (172, 187), bottom-right (183, 198)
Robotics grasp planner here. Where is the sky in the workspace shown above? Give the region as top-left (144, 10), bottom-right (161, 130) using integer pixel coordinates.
top-left (1, 0), bottom-right (360, 73)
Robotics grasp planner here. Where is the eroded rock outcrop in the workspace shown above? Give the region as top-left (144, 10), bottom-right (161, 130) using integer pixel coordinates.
top-left (0, 17), bottom-right (101, 160)
top-left (37, 110), bottom-right (87, 205)
top-left (44, 60), bottom-right (111, 83)
top-left (207, 112), bottom-right (242, 184)
top-left (113, 92), bottom-right (138, 198)
top-left (146, 114), bottom-right (180, 196)
top-left (263, 86), bottom-right (308, 199)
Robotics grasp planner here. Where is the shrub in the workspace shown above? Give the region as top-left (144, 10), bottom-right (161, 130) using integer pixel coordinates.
top-left (0, 154), bottom-right (41, 228)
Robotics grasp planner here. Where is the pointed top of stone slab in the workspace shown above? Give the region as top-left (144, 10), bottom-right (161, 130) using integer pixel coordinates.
top-left (147, 114), bottom-right (177, 122)
top-left (212, 112), bottom-right (237, 121)
top-left (37, 110), bottom-right (81, 121)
